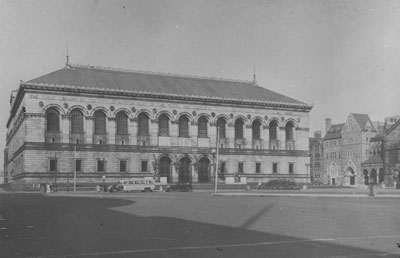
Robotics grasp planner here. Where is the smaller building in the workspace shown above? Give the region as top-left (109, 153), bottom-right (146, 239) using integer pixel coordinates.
top-left (323, 119), bottom-right (343, 185)
top-left (383, 115), bottom-right (400, 186)
top-left (309, 131), bottom-right (323, 183)
top-left (361, 134), bottom-right (384, 185)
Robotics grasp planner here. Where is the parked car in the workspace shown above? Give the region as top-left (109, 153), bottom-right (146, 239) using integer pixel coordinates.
top-left (165, 183), bottom-right (192, 192)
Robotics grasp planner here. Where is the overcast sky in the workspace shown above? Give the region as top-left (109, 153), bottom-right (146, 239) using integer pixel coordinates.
top-left (1, 0), bottom-right (400, 167)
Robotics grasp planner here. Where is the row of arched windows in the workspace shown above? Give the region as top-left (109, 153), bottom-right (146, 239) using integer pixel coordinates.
top-left (46, 108), bottom-right (296, 141)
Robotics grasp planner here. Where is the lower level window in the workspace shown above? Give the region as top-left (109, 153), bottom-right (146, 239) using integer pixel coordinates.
top-left (272, 163), bottom-right (278, 173)
top-left (50, 159), bottom-right (57, 172)
top-left (289, 163), bottom-right (294, 174)
top-left (120, 160), bottom-right (127, 172)
top-left (141, 161), bottom-right (148, 172)
top-left (256, 163), bottom-right (261, 173)
top-left (97, 160), bottom-right (105, 172)
top-left (75, 160), bottom-right (82, 172)
top-left (238, 162), bottom-right (244, 174)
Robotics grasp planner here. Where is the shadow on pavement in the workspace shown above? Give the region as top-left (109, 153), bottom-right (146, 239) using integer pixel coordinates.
top-left (0, 193), bottom-right (398, 258)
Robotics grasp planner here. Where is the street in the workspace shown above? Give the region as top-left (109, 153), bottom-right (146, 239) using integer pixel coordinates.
top-left (1, 191), bottom-right (400, 258)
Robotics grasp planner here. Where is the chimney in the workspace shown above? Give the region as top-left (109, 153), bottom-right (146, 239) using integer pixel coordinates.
top-left (9, 90), bottom-right (17, 108)
top-left (325, 118), bottom-right (332, 133)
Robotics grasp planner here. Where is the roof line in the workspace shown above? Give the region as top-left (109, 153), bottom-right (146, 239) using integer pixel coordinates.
top-left (69, 63), bottom-right (255, 84)
top-left (385, 119), bottom-right (400, 135)
top-left (21, 82), bottom-right (313, 109)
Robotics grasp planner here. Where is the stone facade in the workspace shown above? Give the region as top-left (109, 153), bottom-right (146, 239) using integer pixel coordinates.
top-left (309, 131), bottom-right (323, 183)
top-left (323, 114), bottom-right (379, 186)
top-left (4, 65), bottom-right (312, 185)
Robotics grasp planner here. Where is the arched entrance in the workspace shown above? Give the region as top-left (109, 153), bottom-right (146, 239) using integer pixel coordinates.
top-left (379, 168), bottom-right (384, 183)
top-left (178, 157), bottom-right (192, 184)
top-left (370, 169), bottom-right (377, 184)
top-left (363, 169), bottom-right (369, 185)
top-left (159, 156), bottom-right (172, 183)
top-left (348, 167), bottom-right (355, 185)
top-left (198, 157), bottom-right (211, 183)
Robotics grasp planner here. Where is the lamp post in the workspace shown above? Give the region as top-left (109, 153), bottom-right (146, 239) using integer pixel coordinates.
top-left (54, 151), bottom-right (57, 192)
top-left (214, 125), bottom-right (220, 195)
top-left (305, 163), bottom-right (310, 184)
top-left (102, 175), bottom-right (106, 192)
top-left (73, 145), bottom-right (77, 192)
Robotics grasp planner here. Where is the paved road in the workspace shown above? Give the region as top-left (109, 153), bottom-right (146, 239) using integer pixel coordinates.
top-left (1, 192), bottom-right (400, 258)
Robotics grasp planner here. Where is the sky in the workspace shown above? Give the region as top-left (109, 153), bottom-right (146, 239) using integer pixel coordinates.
top-left (1, 0), bottom-right (400, 168)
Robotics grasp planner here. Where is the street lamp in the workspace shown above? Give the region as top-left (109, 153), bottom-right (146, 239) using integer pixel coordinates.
top-left (305, 163), bottom-right (310, 184)
top-left (102, 175), bottom-right (106, 192)
top-left (213, 126), bottom-right (220, 195)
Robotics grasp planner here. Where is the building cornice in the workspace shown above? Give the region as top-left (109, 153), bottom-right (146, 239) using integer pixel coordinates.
top-left (20, 82), bottom-right (313, 111)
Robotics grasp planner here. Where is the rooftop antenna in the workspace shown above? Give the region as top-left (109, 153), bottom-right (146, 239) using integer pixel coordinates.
top-left (253, 64), bottom-right (257, 84)
top-left (65, 43), bottom-right (71, 68)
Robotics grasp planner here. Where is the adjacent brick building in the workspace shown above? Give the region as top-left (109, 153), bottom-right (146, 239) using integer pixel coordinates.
top-left (323, 114), bottom-right (378, 186)
top-left (4, 64), bottom-right (312, 186)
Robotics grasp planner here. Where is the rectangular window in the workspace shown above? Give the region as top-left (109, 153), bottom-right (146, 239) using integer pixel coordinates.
top-left (120, 160), bottom-right (127, 173)
top-left (289, 163), bottom-right (294, 174)
top-left (219, 162), bottom-right (226, 174)
top-left (272, 163), bottom-right (278, 173)
top-left (141, 161), bottom-right (148, 172)
top-left (75, 159), bottom-right (82, 172)
top-left (50, 159), bottom-right (57, 172)
top-left (238, 162), bottom-right (244, 174)
top-left (255, 163), bottom-right (261, 173)
top-left (97, 160), bottom-right (105, 172)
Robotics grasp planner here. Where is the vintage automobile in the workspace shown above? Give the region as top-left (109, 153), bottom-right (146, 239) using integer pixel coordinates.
top-left (165, 182), bottom-right (192, 192)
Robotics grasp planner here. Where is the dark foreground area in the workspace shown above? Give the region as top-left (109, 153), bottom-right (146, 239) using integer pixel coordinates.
top-left (1, 192), bottom-right (399, 258)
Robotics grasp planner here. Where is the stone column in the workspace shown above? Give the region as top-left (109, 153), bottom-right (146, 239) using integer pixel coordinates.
top-left (108, 117), bottom-right (116, 145)
top-left (85, 116), bottom-right (93, 144)
top-left (129, 118), bottom-right (138, 145)
top-left (61, 115), bottom-right (70, 143)
top-left (262, 125), bottom-right (269, 149)
top-left (190, 121), bottom-right (198, 147)
top-left (150, 119), bottom-right (159, 146)
top-left (244, 124), bottom-right (252, 149)
top-left (170, 121), bottom-right (179, 146)
top-left (227, 123), bottom-right (235, 148)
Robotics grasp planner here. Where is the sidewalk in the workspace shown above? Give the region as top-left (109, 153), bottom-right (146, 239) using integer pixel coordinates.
top-left (214, 187), bottom-right (400, 198)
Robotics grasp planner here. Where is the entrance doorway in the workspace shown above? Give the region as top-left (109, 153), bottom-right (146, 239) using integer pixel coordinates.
top-left (178, 157), bottom-right (192, 184)
top-left (363, 170), bottom-right (369, 185)
top-left (159, 156), bottom-right (172, 183)
top-left (379, 168), bottom-right (384, 183)
top-left (198, 157), bottom-right (211, 183)
top-left (370, 169), bottom-right (377, 184)
top-left (348, 167), bottom-right (355, 185)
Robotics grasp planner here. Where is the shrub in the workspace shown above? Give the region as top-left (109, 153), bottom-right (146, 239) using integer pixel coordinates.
top-left (259, 180), bottom-right (300, 190)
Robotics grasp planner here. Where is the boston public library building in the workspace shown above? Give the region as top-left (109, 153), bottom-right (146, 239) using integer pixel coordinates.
top-left (4, 63), bottom-right (312, 186)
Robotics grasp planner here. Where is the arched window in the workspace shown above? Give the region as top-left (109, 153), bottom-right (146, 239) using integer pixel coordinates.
top-left (158, 114), bottom-right (169, 136)
top-left (216, 118), bottom-right (226, 139)
top-left (252, 120), bottom-right (261, 140)
top-left (198, 116), bottom-right (208, 138)
top-left (285, 121), bottom-right (294, 141)
top-left (269, 120), bottom-right (278, 140)
top-left (94, 110), bottom-right (106, 134)
top-left (116, 112), bottom-right (128, 135)
top-left (46, 108), bottom-right (60, 132)
top-left (235, 119), bottom-right (244, 139)
top-left (179, 116), bottom-right (189, 137)
top-left (138, 113), bottom-right (149, 136)
top-left (71, 110), bottom-right (84, 133)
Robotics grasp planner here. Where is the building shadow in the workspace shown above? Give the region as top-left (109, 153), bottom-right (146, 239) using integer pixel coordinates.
top-left (0, 193), bottom-right (398, 258)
